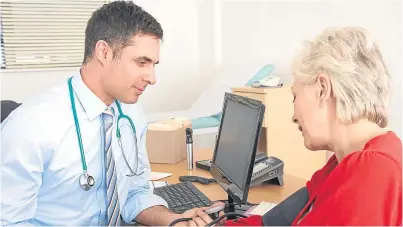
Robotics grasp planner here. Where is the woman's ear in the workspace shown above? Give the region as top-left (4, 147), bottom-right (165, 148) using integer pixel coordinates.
top-left (316, 73), bottom-right (331, 107)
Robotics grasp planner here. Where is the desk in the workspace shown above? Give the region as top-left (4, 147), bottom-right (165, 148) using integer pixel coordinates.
top-left (150, 149), bottom-right (307, 204)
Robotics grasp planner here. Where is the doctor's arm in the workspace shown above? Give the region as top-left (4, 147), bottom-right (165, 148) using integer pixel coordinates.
top-left (120, 128), bottom-right (187, 225)
top-left (1, 115), bottom-right (50, 226)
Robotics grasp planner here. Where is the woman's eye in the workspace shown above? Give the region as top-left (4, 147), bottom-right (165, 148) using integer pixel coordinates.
top-left (293, 95), bottom-right (296, 103)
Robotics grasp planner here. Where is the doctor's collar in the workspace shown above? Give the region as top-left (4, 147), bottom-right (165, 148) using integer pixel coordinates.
top-left (71, 72), bottom-right (108, 121)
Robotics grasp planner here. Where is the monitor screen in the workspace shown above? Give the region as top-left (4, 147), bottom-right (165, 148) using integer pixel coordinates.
top-left (210, 92), bottom-right (265, 204)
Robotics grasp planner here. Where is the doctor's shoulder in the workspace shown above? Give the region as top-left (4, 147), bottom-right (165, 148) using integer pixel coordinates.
top-left (2, 84), bottom-right (72, 138)
top-left (18, 84), bottom-right (69, 117)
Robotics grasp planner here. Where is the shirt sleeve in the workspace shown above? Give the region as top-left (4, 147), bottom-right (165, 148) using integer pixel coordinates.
top-left (121, 124), bottom-right (168, 224)
top-left (1, 112), bottom-right (51, 226)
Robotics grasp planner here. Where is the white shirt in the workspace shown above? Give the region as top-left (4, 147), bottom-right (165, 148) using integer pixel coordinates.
top-left (1, 71), bottom-right (167, 226)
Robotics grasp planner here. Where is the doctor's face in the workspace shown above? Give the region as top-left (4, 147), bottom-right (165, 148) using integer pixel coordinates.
top-left (103, 34), bottom-right (160, 104)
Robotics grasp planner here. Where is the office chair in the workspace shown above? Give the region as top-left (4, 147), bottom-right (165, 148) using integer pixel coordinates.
top-left (1, 100), bottom-right (21, 123)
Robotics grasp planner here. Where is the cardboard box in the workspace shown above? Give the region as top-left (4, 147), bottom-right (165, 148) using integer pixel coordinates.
top-left (146, 118), bottom-right (191, 164)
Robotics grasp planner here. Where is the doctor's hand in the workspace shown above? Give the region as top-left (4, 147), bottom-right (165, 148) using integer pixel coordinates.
top-left (173, 202), bottom-right (226, 226)
top-left (180, 202), bottom-right (225, 219)
top-left (187, 210), bottom-right (226, 226)
top-left (186, 202), bottom-right (226, 226)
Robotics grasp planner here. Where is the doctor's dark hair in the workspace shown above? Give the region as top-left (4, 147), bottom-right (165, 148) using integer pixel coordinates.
top-left (82, 1), bottom-right (163, 64)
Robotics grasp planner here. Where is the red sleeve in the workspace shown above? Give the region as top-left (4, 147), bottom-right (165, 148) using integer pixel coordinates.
top-left (224, 215), bottom-right (263, 226)
top-left (297, 151), bottom-right (402, 226)
top-left (225, 157), bottom-right (340, 227)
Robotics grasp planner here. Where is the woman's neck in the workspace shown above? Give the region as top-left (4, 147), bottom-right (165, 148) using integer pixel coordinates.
top-left (329, 120), bottom-right (387, 162)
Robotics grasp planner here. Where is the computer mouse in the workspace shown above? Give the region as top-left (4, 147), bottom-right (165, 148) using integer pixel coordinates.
top-left (205, 204), bottom-right (225, 220)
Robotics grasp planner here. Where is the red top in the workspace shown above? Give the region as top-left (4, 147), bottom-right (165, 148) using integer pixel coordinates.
top-left (225, 131), bottom-right (402, 226)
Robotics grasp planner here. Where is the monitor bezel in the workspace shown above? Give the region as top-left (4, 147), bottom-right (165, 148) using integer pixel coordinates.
top-left (210, 92), bottom-right (265, 205)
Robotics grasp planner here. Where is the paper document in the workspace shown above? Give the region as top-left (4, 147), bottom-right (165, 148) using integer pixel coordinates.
top-left (250, 201), bottom-right (278, 215)
top-left (150, 172), bottom-right (172, 181)
top-left (149, 181), bottom-right (168, 190)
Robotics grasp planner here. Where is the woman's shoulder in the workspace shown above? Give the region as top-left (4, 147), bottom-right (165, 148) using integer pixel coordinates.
top-left (342, 131), bottom-right (402, 170)
top-left (307, 131), bottom-right (401, 192)
top-left (310, 131), bottom-right (401, 197)
top-left (308, 132), bottom-right (402, 225)
top-left (323, 131), bottom-right (402, 193)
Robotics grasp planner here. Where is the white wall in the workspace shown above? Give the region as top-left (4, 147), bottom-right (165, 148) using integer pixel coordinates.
top-left (135, 0), bottom-right (218, 114)
top-left (1, 68), bottom-right (74, 102)
top-left (1, 0), bottom-right (401, 136)
top-left (204, 0), bottom-right (402, 137)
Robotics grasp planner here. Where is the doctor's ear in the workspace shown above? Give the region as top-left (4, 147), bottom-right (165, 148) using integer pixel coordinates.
top-left (316, 73), bottom-right (331, 107)
top-left (94, 40), bottom-right (113, 66)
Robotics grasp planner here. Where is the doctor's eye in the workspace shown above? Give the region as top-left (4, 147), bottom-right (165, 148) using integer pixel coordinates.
top-left (292, 95), bottom-right (296, 103)
top-left (134, 59), bottom-right (146, 67)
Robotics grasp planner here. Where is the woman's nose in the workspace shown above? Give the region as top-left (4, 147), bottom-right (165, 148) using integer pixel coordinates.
top-left (292, 116), bottom-right (298, 124)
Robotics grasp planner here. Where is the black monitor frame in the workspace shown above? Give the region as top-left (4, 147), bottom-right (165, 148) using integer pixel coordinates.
top-left (210, 92), bottom-right (265, 207)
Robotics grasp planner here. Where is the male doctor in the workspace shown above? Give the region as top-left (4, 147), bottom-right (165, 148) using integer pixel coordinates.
top-left (1, 1), bottom-right (214, 226)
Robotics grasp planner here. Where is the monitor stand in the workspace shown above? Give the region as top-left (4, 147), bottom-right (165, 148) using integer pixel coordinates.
top-left (224, 195), bottom-right (252, 219)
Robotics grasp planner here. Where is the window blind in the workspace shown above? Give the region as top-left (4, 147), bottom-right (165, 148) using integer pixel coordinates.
top-left (0, 0), bottom-right (109, 70)
top-left (1, 16), bottom-right (5, 69)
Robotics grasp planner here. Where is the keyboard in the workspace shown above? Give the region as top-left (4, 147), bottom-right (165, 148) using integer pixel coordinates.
top-left (154, 181), bottom-right (213, 213)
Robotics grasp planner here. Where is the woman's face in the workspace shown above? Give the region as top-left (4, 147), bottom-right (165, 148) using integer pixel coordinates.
top-left (291, 77), bottom-right (333, 151)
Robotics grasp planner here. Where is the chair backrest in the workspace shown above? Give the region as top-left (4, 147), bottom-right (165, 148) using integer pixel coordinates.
top-left (1, 100), bottom-right (21, 123)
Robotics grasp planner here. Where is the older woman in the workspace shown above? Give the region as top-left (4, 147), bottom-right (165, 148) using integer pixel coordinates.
top-left (191, 27), bottom-right (402, 226)
top-left (284, 26), bottom-right (401, 226)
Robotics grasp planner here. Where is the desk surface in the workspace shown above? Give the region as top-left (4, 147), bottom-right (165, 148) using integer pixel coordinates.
top-left (150, 149), bottom-right (307, 204)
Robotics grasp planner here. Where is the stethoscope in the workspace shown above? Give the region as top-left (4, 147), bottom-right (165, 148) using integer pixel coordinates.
top-left (68, 77), bottom-right (144, 191)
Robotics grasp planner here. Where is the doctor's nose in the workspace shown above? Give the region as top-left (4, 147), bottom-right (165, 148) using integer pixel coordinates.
top-left (144, 69), bottom-right (156, 85)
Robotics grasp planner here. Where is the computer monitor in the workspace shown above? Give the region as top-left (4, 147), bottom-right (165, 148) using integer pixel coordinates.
top-left (210, 92), bottom-right (265, 207)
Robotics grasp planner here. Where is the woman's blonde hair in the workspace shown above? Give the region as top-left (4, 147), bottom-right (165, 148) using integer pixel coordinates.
top-left (292, 27), bottom-right (391, 128)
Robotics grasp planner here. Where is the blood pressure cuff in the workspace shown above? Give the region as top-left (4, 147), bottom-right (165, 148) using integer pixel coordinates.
top-left (224, 187), bottom-right (309, 226)
top-left (262, 187), bottom-right (309, 225)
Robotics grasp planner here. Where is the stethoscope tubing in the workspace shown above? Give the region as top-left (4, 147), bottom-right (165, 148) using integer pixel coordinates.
top-left (68, 77), bottom-right (89, 172)
top-left (68, 76), bottom-right (143, 191)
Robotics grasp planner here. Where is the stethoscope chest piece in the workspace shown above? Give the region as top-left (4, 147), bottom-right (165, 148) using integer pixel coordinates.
top-left (79, 172), bottom-right (95, 191)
